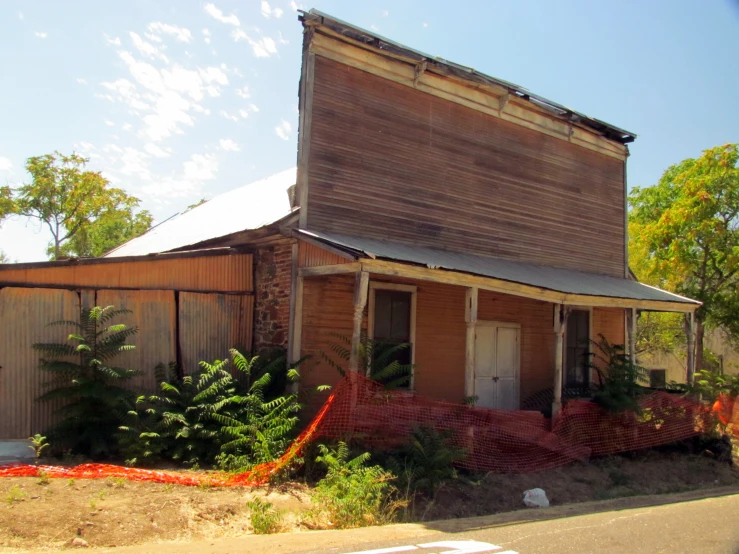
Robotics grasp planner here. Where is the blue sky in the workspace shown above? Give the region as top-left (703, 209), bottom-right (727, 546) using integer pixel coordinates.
top-left (1, 0), bottom-right (738, 262)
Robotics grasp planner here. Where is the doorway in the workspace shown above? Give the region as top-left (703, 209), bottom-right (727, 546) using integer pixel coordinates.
top-left (474, 321), bottom-right (520, 410)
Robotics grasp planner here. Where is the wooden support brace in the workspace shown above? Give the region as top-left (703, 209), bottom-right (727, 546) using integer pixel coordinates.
top-left (464, 287), bottom-right (479, 399)
top-left (348, 271), bottom-right (370, 373)
top-left (552, 304), bottom-right (570, 419)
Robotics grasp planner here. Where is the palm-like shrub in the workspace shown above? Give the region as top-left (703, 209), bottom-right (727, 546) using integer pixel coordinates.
top-left (322, 334), bottom-right (413, 389)
top-left (589, 334), bottom-right (649, 413)
top-left (35, 306), bottom-right (138, 457)
top-left (118, 349), bottom-right (301, 468)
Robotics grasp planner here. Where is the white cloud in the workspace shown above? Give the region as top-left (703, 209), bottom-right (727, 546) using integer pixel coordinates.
top-left (76, 78), bottom-right (88, 85)
top-left (0, 157), bottom-right (12, 171)
top-left (382, 10), bottom-right (389, 17)
top-left (231, 29), bottom-right (278, 58)
top-left (122, 122), bottom-right (133, 131)
top-left (145, 32), bottom-right (163, 43)
top-left (218, 139), bottom-right (240, 151)
top-left (204, 3), bottom-right (240, 26)
top-left (202, 28), bottom-right (211, 36)
top-left (205, 37), bottom-right (211, 45)
top-left (147, 22), bottom-right (193, 42)
top-left (423, 22), bottom-right (428, 27)
top-left (105, 120), bottom-right (115, 126)
top-left (183, 153), bottom-right (218, 181)
top-left (261, 1), bottom-right (283, 18)
top-left (231, 29), bottom-right (248, 41)
top-left (106, 35), bottom-right (122, 46)
top-left (143, 143), bottom-right (171, 157)
top-left (275, 119), bottom-right (292, 141)
top-left (290, 1), bottom-right (299, 11)
top-left (238, 109), bottom-right (250, 119)
top-left (249, 103), bottom-right (259, 113)
top-left (17, 11), bottom-right (24, 20)
top-left (130, 32), bottom-right (169, 63)
top-left (235, 85), bottom-right (250, 98)
top-left (219, 110), bottom-right (239, 122)
top-left (35, 32), bottom-right (48, 39)
top-left (370, 24), bottom-right (379, 32)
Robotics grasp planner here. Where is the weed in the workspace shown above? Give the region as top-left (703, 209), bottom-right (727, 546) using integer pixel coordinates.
top-left (607, 469), bottom-right (631, 487)
top-left (66, 478), bottom-right (76, 488)
top-left (98, 490), bottom-right (107, 500)
top-left (89, 500), bottom-right (97, 510)
top-left (107, 477), bottom-right (126, 489)
top-left (163, 483), bottom-right (174, 493)
top-left (28, 434), bottom-right (50, 461)
top-left (37, 469), bottom-right (50, 486)
top-left (6, 485), bottom-right (27, 505)
top-left (247, 497), bottom-right (285, 534)
top-left (310, 442), bottom-right (400, 529)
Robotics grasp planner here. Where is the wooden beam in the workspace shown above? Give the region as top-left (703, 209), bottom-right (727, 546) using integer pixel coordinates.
top-left (627, 308), bottom-right (637, 363)
top-left (299, 262), bottom-right (362, 277)
top-left (287, 242), bottom-right (302, 382)
top-left (359, 259), bottom-right (699, 313)
top-left (686, 311), bottom-right (696, 384)
top-left (297, 31), bottom-right (316, 229)
top-left (308, 31), bottom-right (629, 161)
top-left (348, 271), bottom-right (370, 373)
top-left (464, 287), bottom-right (478, 399)
top-left (552, 304), bottom-right (569, 419)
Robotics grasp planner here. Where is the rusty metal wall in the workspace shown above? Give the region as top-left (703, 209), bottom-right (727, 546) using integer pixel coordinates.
top-left (179, 292), bottom-right (254, 374)
top-left (0, 253), bottom-right (253, 292)
top-left (298, 241), bottom-right (352, 267)
top-left (0, 287), bottom-right (80, 439)
top-left (96, 289), bottom-right (177, 393)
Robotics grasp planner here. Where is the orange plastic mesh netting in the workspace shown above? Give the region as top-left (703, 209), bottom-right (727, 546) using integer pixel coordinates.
top-left (0, 374), bottom-right (731, 486)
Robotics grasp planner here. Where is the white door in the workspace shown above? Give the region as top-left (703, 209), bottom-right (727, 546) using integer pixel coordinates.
top-left (474, 323), bottom-right (520, 410)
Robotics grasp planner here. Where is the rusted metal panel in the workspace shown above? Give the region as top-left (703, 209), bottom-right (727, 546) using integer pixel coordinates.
top-left (298, 241), bottom-right (352, 267)
top-left (0, 253), bottom-right (253, 292)
top-left (179, 292), bottom-right (254, 374)
top-left (304, 55), bottom-right (627, 277)
top-left (0, 287), bottom-right (79, 439)
top-left (96, 290), bottom-right (177, 393)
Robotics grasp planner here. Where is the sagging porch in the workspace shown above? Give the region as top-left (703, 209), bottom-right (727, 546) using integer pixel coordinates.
top-left (290, 231), bottom-right (700, 417)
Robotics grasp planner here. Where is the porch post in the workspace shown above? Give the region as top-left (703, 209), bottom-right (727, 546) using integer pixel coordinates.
top-left (686, 311), bottom-right (696, 384)
top-left (627, 307), bottom-right (637, 363)
top-left (552, 304), bottom-right (569, 419)
top-left (287, 242), bottom-right (304, 392)
top-left (464, 287), bottom-right (479, 399)
top-left (348, 270), bottom-right (370, 373)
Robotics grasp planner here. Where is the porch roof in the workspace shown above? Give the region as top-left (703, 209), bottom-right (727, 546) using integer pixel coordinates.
top-left (296, 230), bottom-right (700, 312)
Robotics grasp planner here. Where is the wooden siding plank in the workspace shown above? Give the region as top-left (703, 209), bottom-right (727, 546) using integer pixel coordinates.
top-left (305, 55), bottom-right (627, 277)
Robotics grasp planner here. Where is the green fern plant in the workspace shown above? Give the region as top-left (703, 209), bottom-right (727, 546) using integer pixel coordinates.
top-left (118, 349), bottom-right (302, 469)
top-left (589, 334), bottom-right (650, 413)
top-left (310, 442), bottom-right (399, 528)
top-left (321, 334), bottom-right (413, 390)
top-left (34, 305), bottom-right (139, 457)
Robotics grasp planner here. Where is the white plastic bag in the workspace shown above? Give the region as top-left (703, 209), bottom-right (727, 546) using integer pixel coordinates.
top-left (523, 488), bottom-right (549, 508)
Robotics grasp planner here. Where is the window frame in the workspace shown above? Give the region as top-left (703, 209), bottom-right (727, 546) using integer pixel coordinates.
top-left (367, 282), bottom-right (417, 389)
top-left (563, 306), bottom-right (594, 388)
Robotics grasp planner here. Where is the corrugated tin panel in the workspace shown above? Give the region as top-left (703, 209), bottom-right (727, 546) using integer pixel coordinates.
top-left (298, 241), bottom-right (352, 267)
top-left (107, 168), bottom-right (296, 257)
top-left (96, 290), bottom-right (177, 393)
top-left (179, 292), bottom-right (254, 375)
top-left (0, 254), bottom-right (253, 292)
top-left (296, 230), bottom-right (698, 306)
top-left (0, 287), bottom-right (79, 439)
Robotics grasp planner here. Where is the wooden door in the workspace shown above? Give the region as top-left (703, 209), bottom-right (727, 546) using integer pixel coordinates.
top-left (473, 322), bottom-right (520, 410)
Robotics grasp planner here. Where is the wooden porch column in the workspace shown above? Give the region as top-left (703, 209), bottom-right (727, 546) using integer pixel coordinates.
top-left (464, 287), bottom-right (479, 399)
top-left (627, 308), bottom-right (637, 363)
top-left (552, 304), bottom-right (569, 418)
top-left (348, 271), bottom-right (370, 373)
top-left (287, 243), bottom-right (303, 393)
top-left (686, 311), bottom-right (696, 384)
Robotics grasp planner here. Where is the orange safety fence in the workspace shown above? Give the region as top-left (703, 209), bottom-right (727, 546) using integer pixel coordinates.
top-left (0, 373), bottom-right (735, 485)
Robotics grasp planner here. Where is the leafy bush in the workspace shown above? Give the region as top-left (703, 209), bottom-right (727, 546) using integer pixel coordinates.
top-left (589, 335), bottom-right (649, 413)
top-left (310, 442), bottom-right (399, 528)
top-left (322, 334), bottom-right (413, 389)
top-left (384, 426), bottom-right (465, 498)
top-left (35, 306), bottom-right (138, 457)
top-left (247, 497), bottom-right (285, 534)
top-left (118, 349), bottom-right (301, 468)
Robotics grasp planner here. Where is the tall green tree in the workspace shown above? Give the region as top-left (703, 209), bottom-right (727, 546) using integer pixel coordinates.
top-left (0, 151), bottom-right (152, 259)
top-left (0, 250), bottom-right (9, 264)
top-left (629, 144), bottom-right (739, 381)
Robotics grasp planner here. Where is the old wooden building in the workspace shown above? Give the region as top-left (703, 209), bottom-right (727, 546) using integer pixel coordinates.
top-left (0, 11), bottom-right (699, 439)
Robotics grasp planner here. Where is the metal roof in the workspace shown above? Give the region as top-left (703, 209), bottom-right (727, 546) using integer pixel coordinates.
top-left (302, 9), bottom-right (636, 145)
top-left (106, 168), bottom-right (297, 257)
top-left (296, 230), bottom-right (698, 307)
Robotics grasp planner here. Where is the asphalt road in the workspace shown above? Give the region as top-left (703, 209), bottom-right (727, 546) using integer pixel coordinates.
top-left (309, 493), bottom-right (739, 554)
top-left (98, 489), bottom-right (739, 554)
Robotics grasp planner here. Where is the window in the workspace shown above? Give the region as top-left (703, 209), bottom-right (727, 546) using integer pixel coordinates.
top-left (368, 283), bottom-right (416, 388)
top-left (649, 369), bottom-right (667, 389)
top-left (565, 309), bottom-right (590, 387)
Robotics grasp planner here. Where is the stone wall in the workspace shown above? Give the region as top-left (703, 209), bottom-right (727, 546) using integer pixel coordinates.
top-left (253, 241), bottom-right (293, 355)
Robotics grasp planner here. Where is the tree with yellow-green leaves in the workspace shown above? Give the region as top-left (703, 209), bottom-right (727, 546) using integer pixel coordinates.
top-left (629, 144), bottom-right (739, 382)
top-left (0, 151), bottom-right (152, 260)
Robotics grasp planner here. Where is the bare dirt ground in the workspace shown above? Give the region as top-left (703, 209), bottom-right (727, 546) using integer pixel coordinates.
top-left (0, 450), bottom-right (737, 551)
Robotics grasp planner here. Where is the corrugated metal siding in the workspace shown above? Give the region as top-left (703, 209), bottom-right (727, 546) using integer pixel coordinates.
top-left (298, 241), bottom-right (352, 267)
top-left (0, 253), bottom-right (253, 292)
top-left (96, 290), bottom-right (177, 393)
top-left (306, 56), bottom-right (626, 277)
top-left (179, 292), bottom-right (254, 374)
top-left (0, 287), bottom-right (79, 439)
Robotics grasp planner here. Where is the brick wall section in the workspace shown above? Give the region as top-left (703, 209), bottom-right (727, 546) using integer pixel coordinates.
top-left (253, 241), bottom-right (293, 355)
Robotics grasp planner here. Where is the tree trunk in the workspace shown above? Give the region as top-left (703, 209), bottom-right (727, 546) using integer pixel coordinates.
top-left (695, 320), bottom-right (705, 374)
